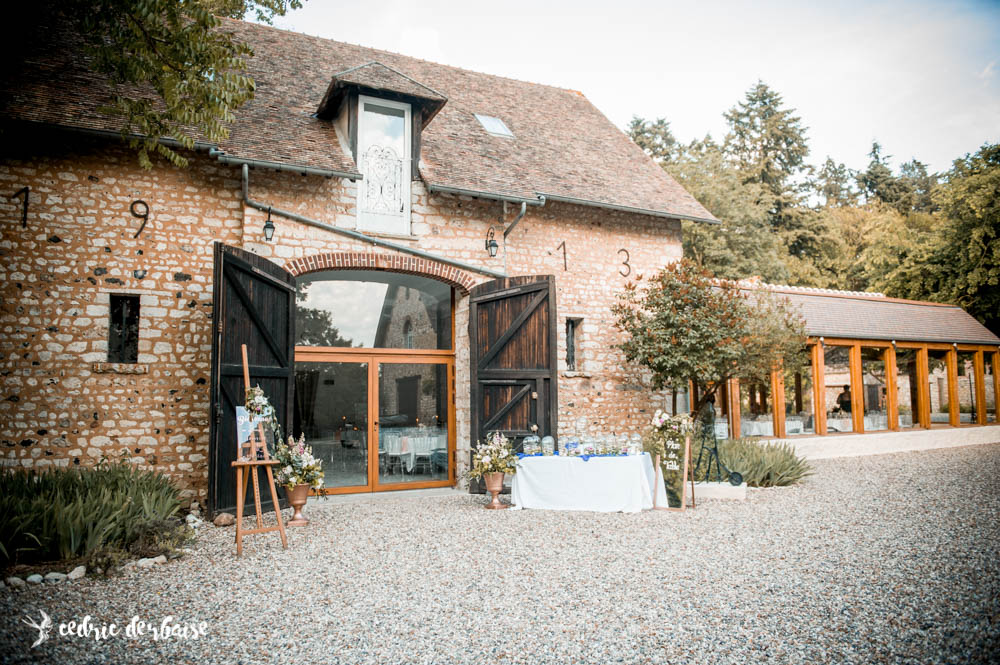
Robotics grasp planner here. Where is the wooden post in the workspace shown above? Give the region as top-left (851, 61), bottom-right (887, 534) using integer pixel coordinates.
top-left (850, 344), bottom-right (864, 433)
top-left (812, 343), bottom-right (827, 435)
top-left (771, 368), bottom-right (786, 438)
top-left (973, 350), bottom-right (987, 425)
top-left (730, 378), bottom-right (741, 438)
top-left (947, 348), bottom-right (960, 427)
top-left (992, 351), bottom-right (1000, 423)
top-left (885, 345), bottom-right (899, 431)
top-left (653, 454), bottom-right (662, 510)
top-left (683, 434), bottom-right (693, 510)
top-left (916, 346), bottom-right (931, 428)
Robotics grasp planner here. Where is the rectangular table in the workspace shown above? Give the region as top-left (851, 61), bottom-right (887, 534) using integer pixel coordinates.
top-left (510, 453), bottom-right (667, 513)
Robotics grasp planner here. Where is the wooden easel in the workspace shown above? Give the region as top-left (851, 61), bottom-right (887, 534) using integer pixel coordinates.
top-left (653, 435), bottom-right (695, 511)
top-left (232, 344), bottom-right (287, 556)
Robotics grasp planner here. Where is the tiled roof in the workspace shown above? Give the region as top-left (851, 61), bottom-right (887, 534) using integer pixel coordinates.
top-left (763, 288), bottom-right (1000, 346)
top-left (0, 18), bottom-right (717, 224)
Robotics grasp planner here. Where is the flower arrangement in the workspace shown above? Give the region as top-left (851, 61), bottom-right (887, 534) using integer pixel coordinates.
top-left (274, 434), bottom-right (324, 490)
top-left (467, 431), bottom-right (517, 480)
top-left (643, 409), bottom-right (694, 463)
top-left (245, 384), bottom-right (282, 442)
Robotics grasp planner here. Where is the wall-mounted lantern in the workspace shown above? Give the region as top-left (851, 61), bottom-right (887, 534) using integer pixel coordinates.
top-left (263, 207), bottom-right (275, 242)
top-left (485, 226), bottom-right (498, 258)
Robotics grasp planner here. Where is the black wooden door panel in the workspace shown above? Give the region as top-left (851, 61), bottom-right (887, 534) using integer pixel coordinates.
top-left (469, 276), bottom-right (557, 491)
top-left (208, 242), bottom-right (296, 516)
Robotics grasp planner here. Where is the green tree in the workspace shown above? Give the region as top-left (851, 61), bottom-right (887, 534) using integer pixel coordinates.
top-left (857, 142), bottom-right (914, 213)
top-left (13, 1), bottom-right (303, 168)
top-left (899, 159), bottom-right (938, 213)
top-left (611, 260), bottom-right (808, 414)
top-left (668, 136), bottom-right (789, 282)
top-left (723, 81), bottom-right (810, 200)
top-left (723, 81), bottom-right (820, 261)
top-left (627, 116), bottom-right (678, 163)
top-left (815, 157), bottom-right (858, 207)
top-left (883, 144), bottom-right (1000, 334)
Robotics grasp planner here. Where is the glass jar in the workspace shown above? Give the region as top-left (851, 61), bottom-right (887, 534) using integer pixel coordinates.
top-left (522, 435), bottom-right (540, 455)
top-left (541, 435), bottom-right (555, 455)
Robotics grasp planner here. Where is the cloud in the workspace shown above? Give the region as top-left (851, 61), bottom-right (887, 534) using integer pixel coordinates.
top-left (980, 60), bottom-right (996, 81)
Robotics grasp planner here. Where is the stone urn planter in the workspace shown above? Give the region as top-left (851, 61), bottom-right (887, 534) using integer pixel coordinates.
top-left (285, 483), bottom-right (311, 526)
top-left (482, 472), bottom-right (507, 510)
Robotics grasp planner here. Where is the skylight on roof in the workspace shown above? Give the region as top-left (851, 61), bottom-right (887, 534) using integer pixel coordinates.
top-left (474, 114), bottom-right (514, 138)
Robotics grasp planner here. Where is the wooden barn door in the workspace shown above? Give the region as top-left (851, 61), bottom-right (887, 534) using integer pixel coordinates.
top-left (208, 242), bottom-right (296, 516)
top-left (469, 276), bottom-right (558, 490)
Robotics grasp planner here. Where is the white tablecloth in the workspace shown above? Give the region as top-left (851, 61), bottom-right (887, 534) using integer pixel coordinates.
top-left (381, 433), bottom-right (447, 472)
top-left (741, 420), bottom-right (774, 437)
top-left (827, 415), bottom-right (890, 432)
top-left (510, 453), bottom-right (667, 513)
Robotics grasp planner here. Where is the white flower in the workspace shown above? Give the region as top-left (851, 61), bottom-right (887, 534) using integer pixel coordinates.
top-left (481, 455), bottom-right (491, 466)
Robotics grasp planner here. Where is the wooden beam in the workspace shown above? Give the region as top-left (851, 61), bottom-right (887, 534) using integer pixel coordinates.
top-left (886, 345), bottom-right (899, 431)
top-left (946, 348), bottom-right (960, 427)
top-left (812, 343), bottom-right (827, 435)
top-left (850, 343), bottom-right (864, 433)
top-left (916, 346), bottom-right (931, 429)
top-left (730, 378), bottom-right (741, 438)
top-left (772, 367), bottom-right (786, 438)
top-left (992, 351), bottom-right (1000, 424)
top-left (973, 350), bottom-right (987, 426)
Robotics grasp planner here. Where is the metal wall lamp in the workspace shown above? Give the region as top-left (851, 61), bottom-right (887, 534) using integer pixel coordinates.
top-left (485, 227), bottom-right (498, 258)
top-left (263, 206), bottom-right (275, 242)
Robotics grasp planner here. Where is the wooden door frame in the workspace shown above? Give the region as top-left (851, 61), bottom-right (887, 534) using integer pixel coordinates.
top-left (294, 349), bottom-right (457, 494)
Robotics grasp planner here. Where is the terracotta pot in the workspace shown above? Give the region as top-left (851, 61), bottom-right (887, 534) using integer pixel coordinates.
top-left (482, 472), bottom-right (507, 510)
top-left (285, 483), bottom-right (311, 526)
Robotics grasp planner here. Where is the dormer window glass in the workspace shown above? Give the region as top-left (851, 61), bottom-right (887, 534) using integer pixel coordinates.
top-left (474, 113), bottom-right (514, 138)
top-left (358, 95), bottom-right (411, 234)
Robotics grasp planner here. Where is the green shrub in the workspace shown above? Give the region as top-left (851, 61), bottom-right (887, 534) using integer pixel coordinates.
top-left (691, 437), bottom-right (813, 487)
top-left (0, 458), bottom-right (186, 567)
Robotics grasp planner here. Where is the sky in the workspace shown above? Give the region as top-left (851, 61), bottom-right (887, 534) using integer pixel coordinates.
top-left (264, 0), bottom-right (1000, 175)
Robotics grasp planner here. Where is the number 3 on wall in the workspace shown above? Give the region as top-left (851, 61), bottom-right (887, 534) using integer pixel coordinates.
top-left (617, 248), bottom-right (631, 277)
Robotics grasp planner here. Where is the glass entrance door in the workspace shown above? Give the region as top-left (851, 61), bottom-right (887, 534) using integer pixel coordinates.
top-left (376, 361), bottom-right (450, 488)
top-left (294, 353), bottom-right (454, 494)
top-left (294, 360), bottom-right (371, 491)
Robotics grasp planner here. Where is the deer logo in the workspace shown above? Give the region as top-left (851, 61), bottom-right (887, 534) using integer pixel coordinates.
top-left (22, 610), bottom-right (52, 648)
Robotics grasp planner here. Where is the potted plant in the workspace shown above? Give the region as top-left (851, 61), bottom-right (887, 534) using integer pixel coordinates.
top-left (467, 431), bottom-right (517, 509)
top-left (274, 434), bottom-right (324, 526)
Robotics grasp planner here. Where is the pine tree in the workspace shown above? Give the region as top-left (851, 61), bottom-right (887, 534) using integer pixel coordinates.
top-left (627, 116), bottom-right (679, 163)
top-left (723, 81), bottom-right (810, 200)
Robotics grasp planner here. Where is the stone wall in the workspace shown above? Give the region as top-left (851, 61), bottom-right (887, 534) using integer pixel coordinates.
top-left (1, 133), bottom-right (682, 502)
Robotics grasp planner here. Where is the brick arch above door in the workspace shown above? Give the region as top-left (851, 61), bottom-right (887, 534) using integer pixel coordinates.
top-left (283, 252), bottom-right (478, 295)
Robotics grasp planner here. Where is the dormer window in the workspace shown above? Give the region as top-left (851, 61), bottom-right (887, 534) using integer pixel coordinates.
top-left (316, 61), bottom-right (448, 236)
top-left (474, 114), bottom-right (514, 138)
top-left (358, 96), bottom-right (411, 234)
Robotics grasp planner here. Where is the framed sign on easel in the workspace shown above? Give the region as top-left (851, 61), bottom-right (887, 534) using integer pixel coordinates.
top-left (231, 344), bottom-right (287, 556)
top-left (652, 434), bottom-right (694, 511)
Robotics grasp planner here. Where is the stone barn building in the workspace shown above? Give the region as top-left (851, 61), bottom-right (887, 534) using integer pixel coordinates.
top-left (0, 19), bottom-right (717, 512)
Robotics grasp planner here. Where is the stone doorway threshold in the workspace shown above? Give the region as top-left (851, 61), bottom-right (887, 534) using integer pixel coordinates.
top-left (322, 487), bottom-right (466, 505)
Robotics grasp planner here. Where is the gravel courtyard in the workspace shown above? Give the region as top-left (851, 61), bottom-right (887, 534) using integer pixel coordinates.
top-left (2, 443), bottom-right (999, 664)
